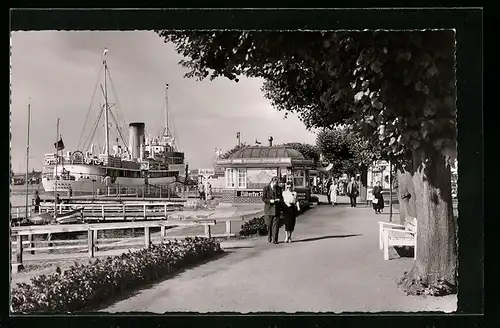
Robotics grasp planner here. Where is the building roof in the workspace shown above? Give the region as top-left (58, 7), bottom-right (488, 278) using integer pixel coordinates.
top-left (229, 146), bottom-right (305, 160)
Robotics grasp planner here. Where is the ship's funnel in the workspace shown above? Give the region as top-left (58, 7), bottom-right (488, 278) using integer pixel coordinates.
top-left (128, 122), bottom-right (145, 160)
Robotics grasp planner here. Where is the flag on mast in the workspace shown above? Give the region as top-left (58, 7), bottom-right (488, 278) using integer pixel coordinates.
top-left (54, 137), bottom-right (65, 151)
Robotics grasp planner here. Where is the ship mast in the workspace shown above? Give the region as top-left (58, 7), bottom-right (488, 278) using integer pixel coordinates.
top-left (103, 48), bottom-right (110, 156)
top-left (164, 83), bottom-right (170, 137)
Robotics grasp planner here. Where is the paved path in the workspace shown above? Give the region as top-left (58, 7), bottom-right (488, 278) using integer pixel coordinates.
top-left (102, 197), bottom-right (456, 313)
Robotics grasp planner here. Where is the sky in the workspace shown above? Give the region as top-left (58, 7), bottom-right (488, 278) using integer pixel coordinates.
top-left (10, 31), bottom-right (317, 173)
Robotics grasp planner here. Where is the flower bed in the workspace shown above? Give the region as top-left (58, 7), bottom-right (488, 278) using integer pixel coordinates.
top-left (11, 237), bottom-right (222, 313)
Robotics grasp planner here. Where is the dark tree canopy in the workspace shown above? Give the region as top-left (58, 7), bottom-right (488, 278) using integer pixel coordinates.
top-left (157, 30), bottom-right (456, 173)
top-left (279, 142), bottom-right (320, 163)
top-left (316, 127), bottom-right (378, 176)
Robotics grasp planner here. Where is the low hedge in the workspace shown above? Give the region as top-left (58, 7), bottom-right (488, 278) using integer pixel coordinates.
top-left (11, 237), bottom-right (222, 313)
top-left (239, 216), bottom-right (268, 236)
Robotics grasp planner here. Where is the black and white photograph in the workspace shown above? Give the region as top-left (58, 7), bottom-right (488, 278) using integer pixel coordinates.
top-left (9, 9), bottom-right (482, 316)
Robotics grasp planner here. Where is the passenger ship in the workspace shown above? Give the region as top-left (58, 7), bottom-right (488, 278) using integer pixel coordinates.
top-left (41, 49), bottom-right (186, 194)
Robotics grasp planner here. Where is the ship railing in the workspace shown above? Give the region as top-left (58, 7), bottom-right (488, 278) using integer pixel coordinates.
top-left (98, 184), bottom-right (225, 200)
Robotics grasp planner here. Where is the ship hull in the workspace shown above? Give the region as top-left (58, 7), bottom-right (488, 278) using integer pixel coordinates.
top-left (42, 176), bottom-right (177, 193)
top-left (42, 163), bottom-right (177, 193)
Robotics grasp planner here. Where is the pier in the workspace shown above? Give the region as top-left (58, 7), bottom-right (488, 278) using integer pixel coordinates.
top-left (10, 206), bottom-right (264, 272)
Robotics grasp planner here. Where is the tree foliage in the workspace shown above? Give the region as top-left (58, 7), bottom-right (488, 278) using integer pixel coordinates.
top-left (280, 142), bottom-right (320, 163)
top-left (219, 143), bottom-right (248, 159)
top-left (316, 127), bottom-right (376, 176)
top-left (158, 30), bottom-right (458, 290)
top-left (157, 30), bottom-right (456, 172)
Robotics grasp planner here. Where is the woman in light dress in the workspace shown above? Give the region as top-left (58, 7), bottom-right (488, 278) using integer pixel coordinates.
top-left (329, 178), bottom-right (338, 206)
top-left (282, 181), bottom-right (300, 243)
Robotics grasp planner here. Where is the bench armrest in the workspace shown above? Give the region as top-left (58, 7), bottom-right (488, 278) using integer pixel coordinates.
top-left (383, 228), bottom-right (415, 234)
top-left (378, 222), bottom-right (406, 229)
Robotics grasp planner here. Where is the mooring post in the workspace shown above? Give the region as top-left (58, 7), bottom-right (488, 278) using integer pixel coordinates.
top-left (204, 224), bottom-right (212, 238)
top-left (160, 225), bottom-right (166, 243)
top-left (47, 233), bottom-right (53, 253)
top-left (225, 221), bottom-right (232, 236)
top-left (15, 234), bottom-right (24, 272)
top-left (28, 233), bottom-right (35, 255)
top-left (93, 229), bottom-right (99, 251)
top-left (144, 226), bottom-right (151, 248)
top-left (88, 228), bottom-right (95, 258)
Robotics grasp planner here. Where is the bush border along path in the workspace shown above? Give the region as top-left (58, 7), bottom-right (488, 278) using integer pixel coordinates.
top-left (11, 237), bottom-right (222, 313)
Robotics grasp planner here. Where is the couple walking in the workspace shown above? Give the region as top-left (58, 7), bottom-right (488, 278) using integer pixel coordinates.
top-left (262, 177), bottom-right (300, 244)
top-left (327, 176), bottom-right (359, 207)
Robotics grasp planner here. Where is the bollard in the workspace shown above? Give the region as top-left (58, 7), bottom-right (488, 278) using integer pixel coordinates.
top-left (15, 234), bottom-right (24, 272)
top-left (225, 221), bottom-right (232, 236)
top-left (47, 233), bottom-right (53, 253)
top-left (93, 230), bottom-right (99, 251)
top-left (28, 233), bottom-right (35, 255)
top-left (160, 226), bottom-right (166, 244)
top-left (204, 225), bottom-right (212, 239)
top-left (144, 226), bottom-right (151, 248)
top-left (88, 228), bottom-right (95, 258)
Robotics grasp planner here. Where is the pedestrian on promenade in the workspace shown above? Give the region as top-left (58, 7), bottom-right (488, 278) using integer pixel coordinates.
top-left (198, 182), bottom-right (206, 200)
top-left (282, 181), bottom-right (300, 243)
top-left (206, 182), bottom-right (213, 200)
top-left (33, 190), bottom-right (41, 213)
top-left (326, 177), bottom-right (333, 204)
top-left (329, 178), bottom-right (338, 206)
top-left (372, 181), bottom-right (385, 214)
top-left (262, 176), bottom-right (283, 244)
top-left (347, 177), bottom-right (359, 207)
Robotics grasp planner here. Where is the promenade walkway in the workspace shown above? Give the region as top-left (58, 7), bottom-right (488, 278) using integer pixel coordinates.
top-left (102, 196), bottom-right (457, 313)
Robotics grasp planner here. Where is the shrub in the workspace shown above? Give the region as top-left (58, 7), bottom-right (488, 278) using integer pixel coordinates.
top-left (11, 237), bottom-right (222, 313)
top-left (239, 216), bottom-right (268, 236)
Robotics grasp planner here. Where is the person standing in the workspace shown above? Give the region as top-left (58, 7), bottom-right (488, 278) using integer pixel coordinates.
top-left (347, 177), bottom-right (359, 207)
top-left (326, 177), bottom-right (333, 204)
top-left (262, 176), bottom-right (283, 244)
top-left (206, 182), bottom-right (213, 200)
top-left (372, 181), bottom-right (385, 214)
top-left (282, 181), bottom-right (300, 243)
top-left (198, 182), bottom-right (206, 200)
top-left (329, 178), bottom-right (338, 206)
top-left (33, 190), bottom-right (41, 213)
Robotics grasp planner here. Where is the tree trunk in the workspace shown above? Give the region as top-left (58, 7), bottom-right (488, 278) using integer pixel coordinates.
top-left (396, 169), bottom-right (417, 225)
top-left (407, 151), bottom-right (457, 287)
top-left (359, 166), bottom-right (368, 203)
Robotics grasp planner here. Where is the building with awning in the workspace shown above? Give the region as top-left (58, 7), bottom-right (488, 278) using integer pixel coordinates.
top-left (215, 144), bottom-right (315, 204)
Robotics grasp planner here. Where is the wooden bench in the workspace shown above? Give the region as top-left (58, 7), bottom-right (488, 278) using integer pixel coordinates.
top-left (378, 217), bottom-right (417, 261)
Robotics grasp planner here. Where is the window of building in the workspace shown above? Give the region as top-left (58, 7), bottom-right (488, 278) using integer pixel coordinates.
top-left (293, 169), bottom-right (305, 187)
top-left (226, 168), bottom-right (235, 188)
top-left (238, 168), bottom-right (247, 188)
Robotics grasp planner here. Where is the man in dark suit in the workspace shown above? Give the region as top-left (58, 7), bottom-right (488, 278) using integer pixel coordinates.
top-left (347, 177), bottom-right (359, 207)
top-left (262, 176), bottom-right (283, 244)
